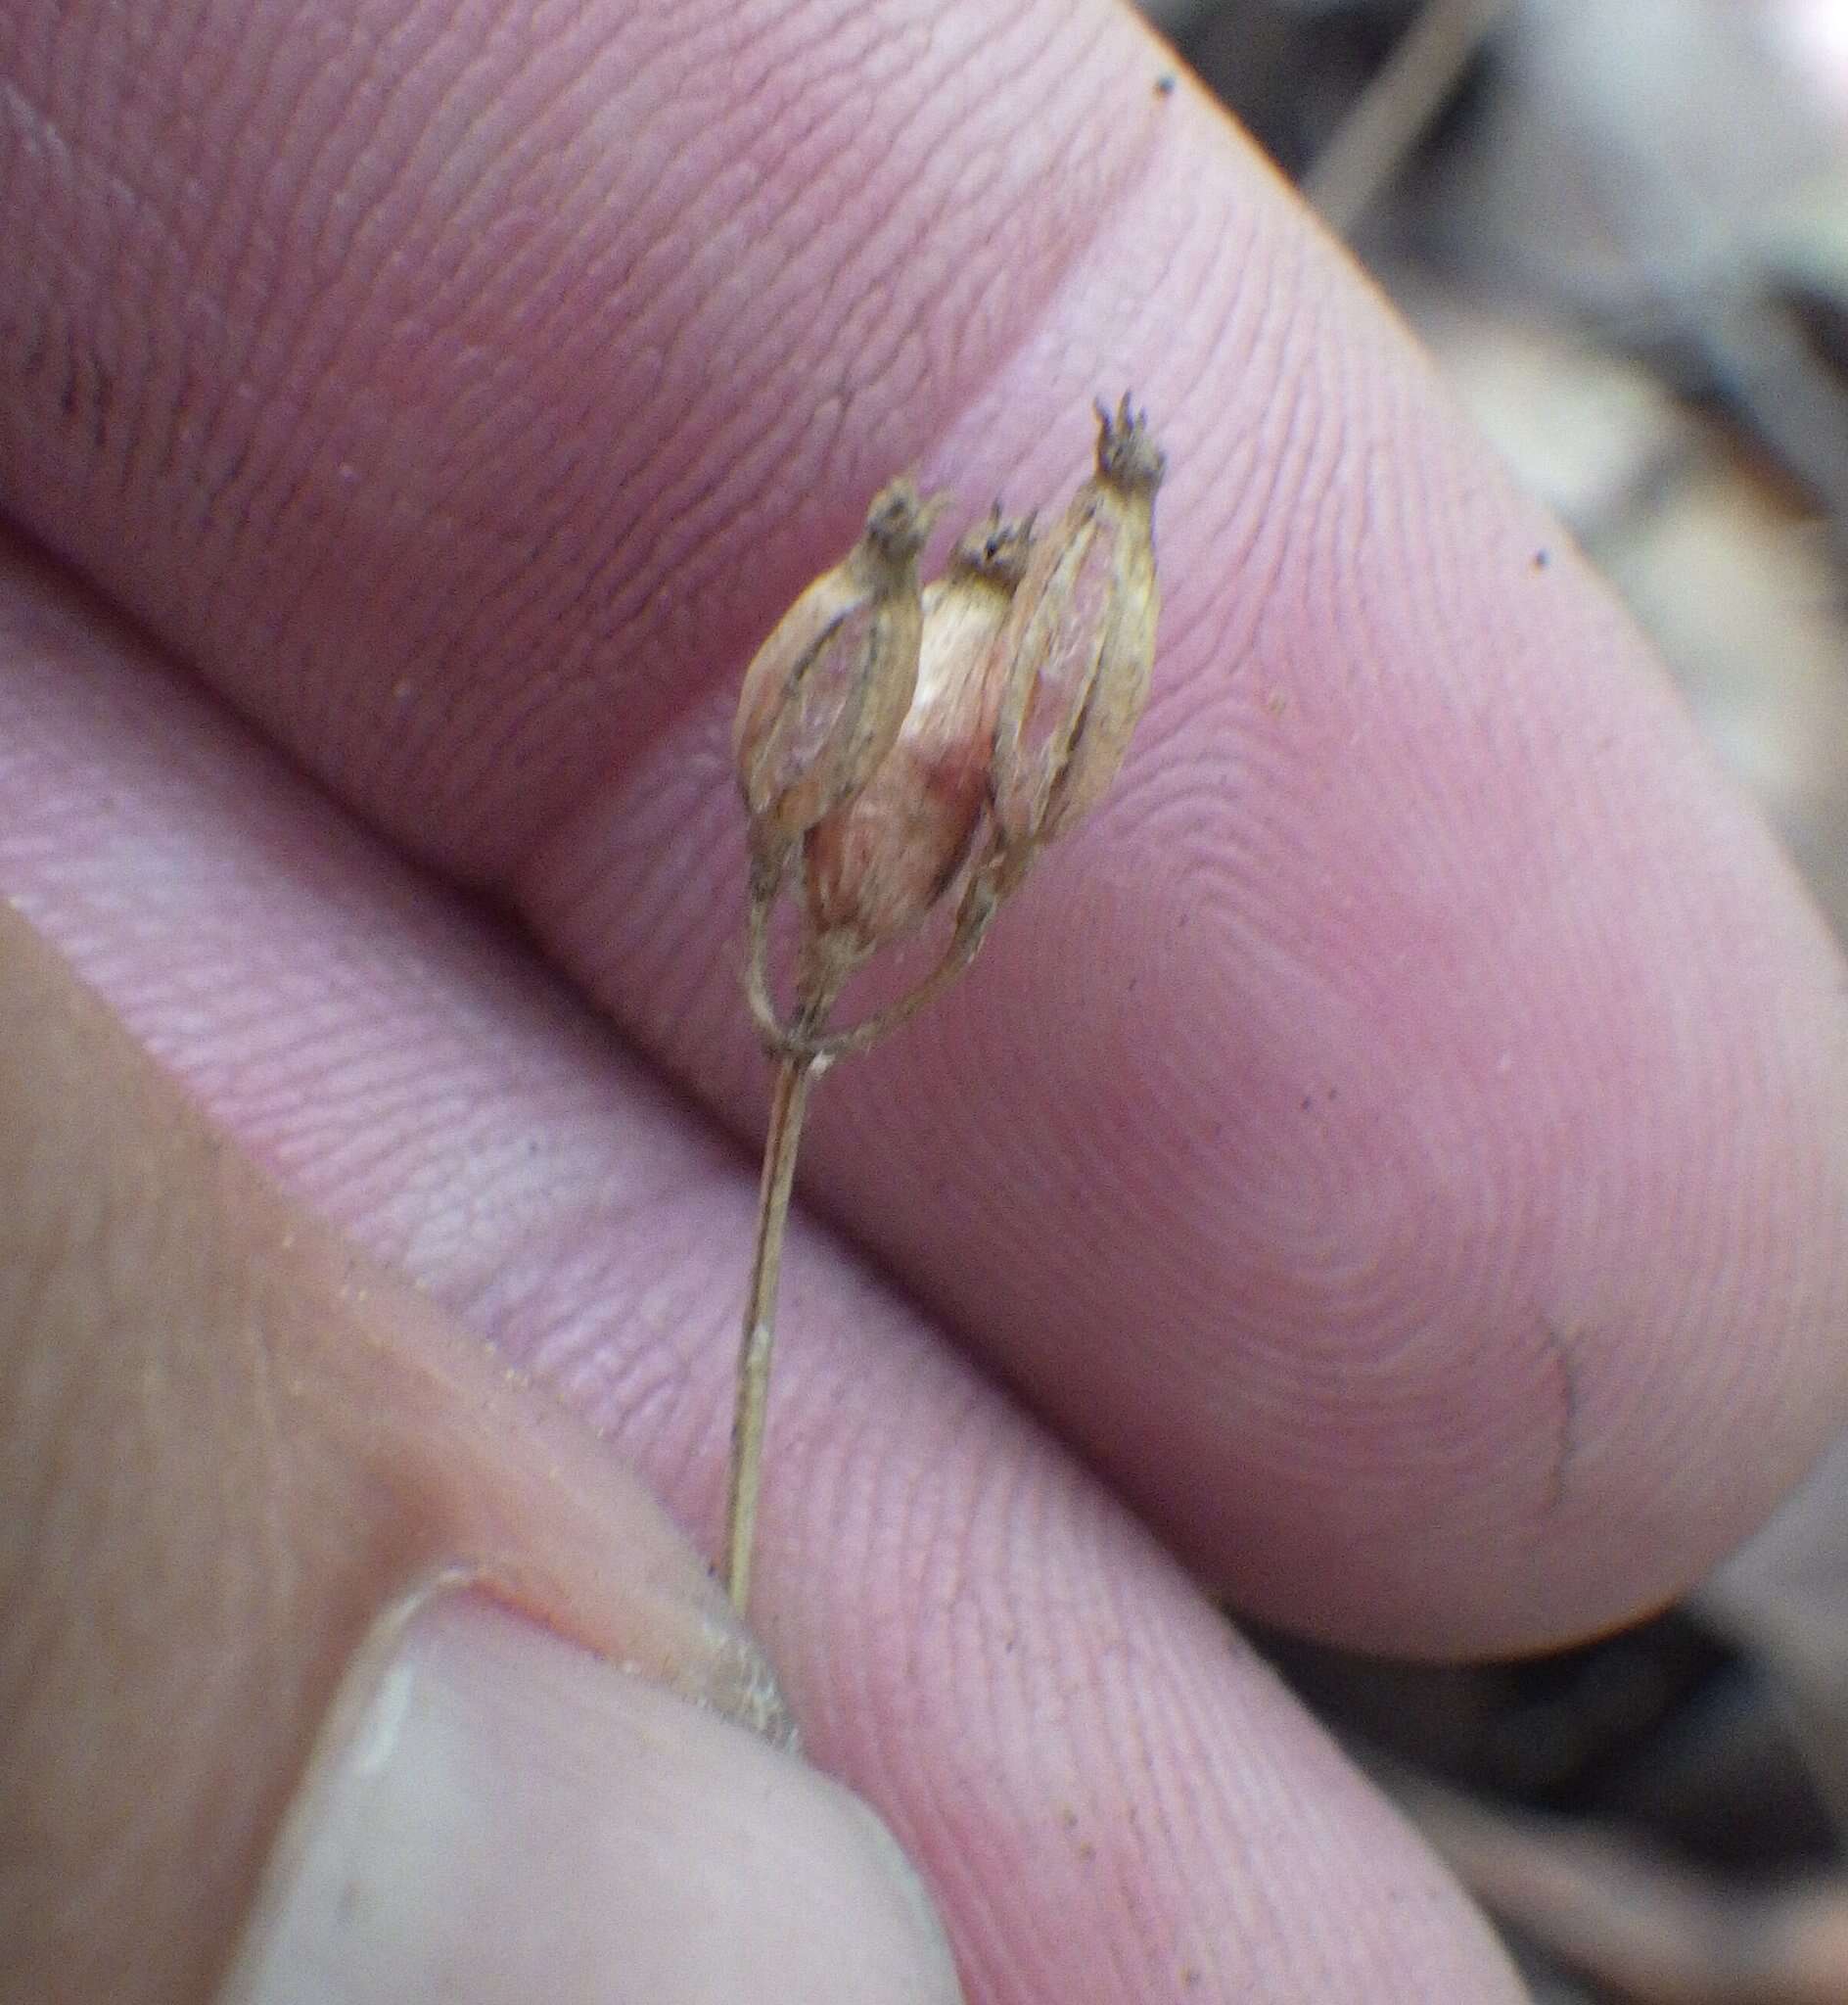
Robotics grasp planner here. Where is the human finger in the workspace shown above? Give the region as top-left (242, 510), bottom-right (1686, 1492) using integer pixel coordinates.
top-left (0, 896), bottom-right (962, 2004)
top-left (0, 547), bottom-right (1529, 2003)
top-left (3, 0), bottom-right (1844, 1652)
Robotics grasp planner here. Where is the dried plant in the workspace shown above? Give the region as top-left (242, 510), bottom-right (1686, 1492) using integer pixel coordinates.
top-left (722, 396), bottom-right (1168, 1613)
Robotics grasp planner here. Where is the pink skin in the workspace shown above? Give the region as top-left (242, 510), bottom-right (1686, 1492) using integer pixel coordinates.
top-left (2, 0), bottom-right (1846, 1997)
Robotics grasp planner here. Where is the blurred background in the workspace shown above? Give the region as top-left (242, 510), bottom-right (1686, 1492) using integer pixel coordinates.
top-left (1132, 4), bottom-right (1848, 1998)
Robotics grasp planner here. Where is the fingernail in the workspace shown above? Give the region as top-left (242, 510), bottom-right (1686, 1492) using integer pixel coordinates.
top-left (219, 1592), bottom-right (963, 2005)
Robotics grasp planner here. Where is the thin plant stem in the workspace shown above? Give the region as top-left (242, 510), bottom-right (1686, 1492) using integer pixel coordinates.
top-left (780, 885), bottom-right (997, 1062)
top-left (721, 1049), bottom-right (814, 1613)
top-left (746, 859), bottom-right (1008, 1065)
top-left (722, 943), bottom-right (842, 1614)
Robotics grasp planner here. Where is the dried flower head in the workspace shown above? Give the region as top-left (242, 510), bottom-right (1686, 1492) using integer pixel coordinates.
top-left (720, 396), bottom-right (1167, 1616)
top-left (986, 394), bottom-right (1165, 891)
top-left (733, 476), bottom-right (947, 889)
top-left (803, 508), bottom-right (1033, 974)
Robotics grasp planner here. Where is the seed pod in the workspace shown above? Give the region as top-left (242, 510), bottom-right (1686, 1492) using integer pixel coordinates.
top-left (804, 509), bottom-right (1034, 966)
top-left (733, 477), bottom-right (947, 885)
top-left (986, 395), bottom-right (1165, 886)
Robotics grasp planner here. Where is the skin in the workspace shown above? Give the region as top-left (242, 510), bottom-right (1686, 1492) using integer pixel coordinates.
top-left (0, 902), bottom-right (791, 2003)
top-left (2, 0), bottom-right (1846, 1998)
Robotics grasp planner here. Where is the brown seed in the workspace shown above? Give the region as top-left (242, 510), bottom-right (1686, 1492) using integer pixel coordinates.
top-left (804, 509), bottom-right (1034, 969)
top-left (986, 395), bottom-right (1165, 888)
top-left (732, 477), bottom-right (947, 887)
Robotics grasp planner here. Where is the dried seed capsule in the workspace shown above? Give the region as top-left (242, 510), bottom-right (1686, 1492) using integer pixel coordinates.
top-left (803, 509), bottom-right (1034, 968)
top-left (733, 477), bottom-right (947, 886)
top-left (987, 395), bottom-right (1165, 885)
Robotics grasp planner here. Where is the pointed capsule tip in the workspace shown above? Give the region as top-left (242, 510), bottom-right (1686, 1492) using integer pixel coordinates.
top-left (862, 476), bottom-right (947, 562)
top-left (1094, 392), bottom-right (1167, 494)
top-left (948, 505), bottom-right (1035, 589)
